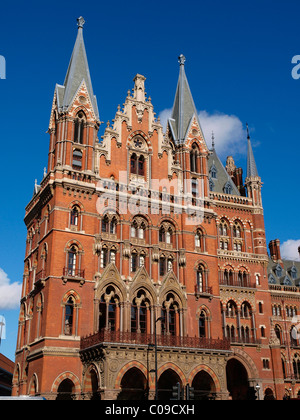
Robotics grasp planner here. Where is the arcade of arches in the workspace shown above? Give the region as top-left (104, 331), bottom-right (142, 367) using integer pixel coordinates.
top-left (54, 354), bottom-right (269, 400)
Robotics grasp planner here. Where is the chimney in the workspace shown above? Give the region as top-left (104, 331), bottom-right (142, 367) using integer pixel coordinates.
top-left (269, 239), bottom-right (283, 265)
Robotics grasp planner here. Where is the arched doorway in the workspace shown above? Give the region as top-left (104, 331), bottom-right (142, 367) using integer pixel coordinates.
top-left (56, 379), bottom-right (75, 400)
top-left (158, 369), bottom-right (182, 400)
top-left (226, 358), bottom-right (249, 400)
top-left (192, 371), bottom-right (217, 400)
top-left (117, 367), bottom-right (148, 400)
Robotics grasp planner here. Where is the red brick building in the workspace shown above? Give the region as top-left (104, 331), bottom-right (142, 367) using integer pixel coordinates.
top-left (12, 17), bottom-right (300, 400)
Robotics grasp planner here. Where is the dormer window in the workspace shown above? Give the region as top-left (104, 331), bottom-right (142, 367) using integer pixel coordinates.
top-left (210, 164), bottom-right (217, 179)
top-left (224, 182), bottom-right (232, 195)
top-left (275, 264), bottom-right (282, 278)
top-left (290, 266), bottom-right (298, 280)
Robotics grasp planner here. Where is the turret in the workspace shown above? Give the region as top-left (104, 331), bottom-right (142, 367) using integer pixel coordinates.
top-left (47, 17), bottom-right (100, 174)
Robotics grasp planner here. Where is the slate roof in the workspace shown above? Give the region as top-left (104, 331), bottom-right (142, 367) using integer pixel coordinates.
top-left (268, 258), bottom-right (300, 287)
top-left (56, 17), bottom-right (99, 119)
top-left (207, 146), bottom-right (241, 196)
top-left (169, 55), bottom-right (205, 145)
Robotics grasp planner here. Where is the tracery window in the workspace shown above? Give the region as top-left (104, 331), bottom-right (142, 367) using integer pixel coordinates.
top-left (224, 181), bottom-right (232, 195)
top-left (219, 219), bottom-right (229, 237)
top-left (98, 286), bottom-right (120, 332)
top-left (159, 222), bottom-right (175, 246)
top-left (161, 293), bottom-right (181, 336)
top-left (131, 290), bottom-right (151, 334)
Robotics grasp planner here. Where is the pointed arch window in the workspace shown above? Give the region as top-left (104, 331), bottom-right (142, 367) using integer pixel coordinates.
top-left (131, 292), bottom-right (150, 334)
top-left (161, 294), bottom-right (180, 337)
top-left (74, 111), bottom-right (85, 144)
top-left (64, 297), bottom-right (75, 336)
top-left (130, 153), bottom-right (137, 175)
top-left (224, 182), bottom-right (232, 195)
top-left (190, 143), bottom-right (199, 173)
top-left (210, 164), bottom-right (217, 179)
top-left (102, 215), bottom-right (109, 233)
top-left (70, 206), bottom-right (80, 227)
top-left (138, 155), bottom-right (145, 176)
top-left (67, 246), bottom-right (77, 276)
top-left (196, 266), bottom-right (204, 293)
top-left (199, 310), bottom-right (207, 338)
top-left (108, 297), bottom-right (117, 331)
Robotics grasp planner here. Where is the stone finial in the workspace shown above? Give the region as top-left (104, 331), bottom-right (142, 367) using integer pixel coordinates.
top-left (178, 54), bottom-right (186, 66)
top-left (77, 16), bottom-right (85, 29)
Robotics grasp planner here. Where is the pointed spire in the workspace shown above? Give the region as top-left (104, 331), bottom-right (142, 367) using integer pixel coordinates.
top-left (246, 123), bottom-right (259, 178)
top-left (62, 17), bottom-right (99, 118)
top-left (169, 55), bottom-right (204, 145)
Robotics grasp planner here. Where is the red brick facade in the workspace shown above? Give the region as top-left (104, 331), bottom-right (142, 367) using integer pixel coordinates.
top-left (12, 18), bottom-right (300, 400)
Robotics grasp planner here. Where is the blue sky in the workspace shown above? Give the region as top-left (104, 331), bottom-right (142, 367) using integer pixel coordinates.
top-left (0, 0), bottom-right (300, 361)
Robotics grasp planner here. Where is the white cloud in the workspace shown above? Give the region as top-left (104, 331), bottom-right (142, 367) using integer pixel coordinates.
top-left (0, 268), bottom-right (22, 310)
top-left (159, 108), bottom-right (247, 159)
top-left (281, 239), bottom-right (300, 262)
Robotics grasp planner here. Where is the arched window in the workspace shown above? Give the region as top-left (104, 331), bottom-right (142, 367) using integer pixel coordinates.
top-left (233, 222), bottom-right (242, 238)
top-left (138, 222), bottom-right (146, 239)
top-left (166, 228), bottom-right (172, 244)
top-left (190, 143), bottom-right (199, 173)
top-left (98, 286), bottom-right (120, 332)
top-left (219, 219), bottom-right (229, 237)
top-left (210, 164), bottom-right (217, 179)
top-left (195, 229), bottom-right (204, 251)
top-left (64, 297), bottom-right (75, 336)
top-left (138, 155), bottom-right (145, 176)
top-left (108, 297), bottom-right (117, 331)
top-left (102, 215), bottom-right (109, 233)
top-left (67, 246), bottom-right (77, 276)
top-left (226, 300), bottom-right (237, 317)
top-left (131, 291), bottom-right (150, 334)
top-left (241, 302), bottom-right (251, 318)
top-left (70, 206), bottom-right (80, 227)
top-left (130, 154), bottom-right (137, 175)
top-left (224, 182), bottom-right (232, 195)
top-left (159, 223), bottom-right (174, 245)
top-left (74, 111), bottom-right (85, 144)
top-left (110, 217), bottom-right (117, 235)
top-left (161, 293), bottom-right (180, 336)
top-left (199, 310), bottom-right (207, 338)
top-left (196, 266), bottom-right (204, 294)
